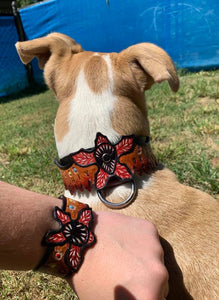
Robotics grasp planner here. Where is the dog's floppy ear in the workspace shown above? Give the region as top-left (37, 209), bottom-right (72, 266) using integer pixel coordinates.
top-left (120, 43), bottom-right (179, 92)
top-left (15, 32), bottom-right (83, 69)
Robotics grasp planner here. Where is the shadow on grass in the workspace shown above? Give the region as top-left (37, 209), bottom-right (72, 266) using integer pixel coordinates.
top-left (0, 83), bottom-right (48, 104)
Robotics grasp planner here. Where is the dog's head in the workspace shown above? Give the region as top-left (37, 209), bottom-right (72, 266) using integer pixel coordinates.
top-left (16, 33), bottom-right (179, 158)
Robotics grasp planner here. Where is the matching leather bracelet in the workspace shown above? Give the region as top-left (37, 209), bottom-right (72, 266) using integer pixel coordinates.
top-left (35, 195), bottom-right (96, 277)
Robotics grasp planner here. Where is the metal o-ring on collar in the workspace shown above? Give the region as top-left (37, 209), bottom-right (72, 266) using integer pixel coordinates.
top-left (97, 180), bottom-right (136, 209)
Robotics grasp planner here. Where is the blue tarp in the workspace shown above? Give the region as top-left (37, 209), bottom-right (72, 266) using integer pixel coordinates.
top-left (1, 0), bottom-right (219, 95)
top-left (20, 0), bottom-right (219, 69)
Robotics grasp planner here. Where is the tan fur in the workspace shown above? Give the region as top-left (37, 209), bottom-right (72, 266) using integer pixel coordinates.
top-left (84, 54), bottom-right (110, 94)
top-left (55, 99), bottom-right (71, 142)
top-left (110, 52), bottom-right (150, 136)
top-left (16, 33), bottom-right (218, 300)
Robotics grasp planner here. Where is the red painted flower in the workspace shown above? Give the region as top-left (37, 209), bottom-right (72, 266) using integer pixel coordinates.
top-left (72, 133), bottom-right (135, 190)
top-left (43, 206), bottom-right (95, 272)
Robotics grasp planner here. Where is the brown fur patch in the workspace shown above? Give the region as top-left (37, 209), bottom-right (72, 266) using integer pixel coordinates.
top-left (84, 55), bottom-right (109, 94)
top-left (45, 51), bottom-right (93, 102)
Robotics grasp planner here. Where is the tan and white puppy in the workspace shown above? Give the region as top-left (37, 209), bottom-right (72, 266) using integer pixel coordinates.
top-left (16, 33), bottom-right (218, 300)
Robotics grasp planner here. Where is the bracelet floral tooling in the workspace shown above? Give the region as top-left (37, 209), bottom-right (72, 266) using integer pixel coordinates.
top-left (36, 195), bottom-right (96, 276)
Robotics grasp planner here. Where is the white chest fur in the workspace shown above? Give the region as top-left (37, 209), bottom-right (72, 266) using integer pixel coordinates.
top-left (55, 54), bottom-right (120, 159)
top-left (54, 53), bottom-right (153, 203)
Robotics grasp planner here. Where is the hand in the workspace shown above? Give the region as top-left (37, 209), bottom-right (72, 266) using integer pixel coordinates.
top-left (68, 211), bottom-right (168, 300)
top-left (0, 181), bottom-right (168, 299)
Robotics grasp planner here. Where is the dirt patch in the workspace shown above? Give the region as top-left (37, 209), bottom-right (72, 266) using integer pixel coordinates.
top-left (197, 97), bottom-right (219, 106)
top-left (211, 157), bottom-right (219, 168)
top-left (0, 153), bottom-right (10, 168)
top-left (205, 137), bottom-right (219, 152)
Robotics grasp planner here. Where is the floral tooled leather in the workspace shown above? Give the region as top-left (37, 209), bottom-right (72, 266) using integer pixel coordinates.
top-left (37, 196), bottom-right (96, 277)
top-left (57, 133), bottom-right (153, 195)
top-left (60, 163), bottom-right (98, 195)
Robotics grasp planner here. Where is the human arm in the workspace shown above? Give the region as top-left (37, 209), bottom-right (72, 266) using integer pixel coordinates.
top-left (0, 180), bottom-right (168, 299)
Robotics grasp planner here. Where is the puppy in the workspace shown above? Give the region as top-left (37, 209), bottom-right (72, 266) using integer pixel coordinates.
top-left (16, 33), bottom-right (218, 299)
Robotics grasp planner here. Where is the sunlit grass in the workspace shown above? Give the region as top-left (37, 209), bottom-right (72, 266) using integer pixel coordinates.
top-left (147, 70), bottom-right (219, 195)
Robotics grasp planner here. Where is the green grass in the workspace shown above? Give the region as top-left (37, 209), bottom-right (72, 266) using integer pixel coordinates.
top-left (0, 70), bottom-right (218, 299)
top-left (147, 70), bottom-right (219, 194)
top-left (0, 89), bottom-right (63, 196)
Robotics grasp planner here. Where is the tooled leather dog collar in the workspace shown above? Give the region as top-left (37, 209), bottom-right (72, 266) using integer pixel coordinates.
top-left (55, 132), bottom-right (154, 209)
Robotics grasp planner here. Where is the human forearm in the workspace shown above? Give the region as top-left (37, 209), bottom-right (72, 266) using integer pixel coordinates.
top-left (0, 180), bottom-right (169, 299)
top-left (0, 181), bottom-right (60, 270)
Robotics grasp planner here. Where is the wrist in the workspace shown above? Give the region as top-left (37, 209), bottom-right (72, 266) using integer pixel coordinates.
top-left (35, 196), bottom-right (96, 278)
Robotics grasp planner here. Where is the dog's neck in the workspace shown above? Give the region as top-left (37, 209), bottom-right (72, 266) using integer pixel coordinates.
top-left (53, 53), bottom-right (156, 205)
top-left (56, 132), bottom-right (157, 206)
top-left (55, 106), bottom-right (156, 204)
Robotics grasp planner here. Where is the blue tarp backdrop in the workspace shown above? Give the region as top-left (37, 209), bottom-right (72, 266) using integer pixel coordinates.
top-left (1, 0), bottom-right (219, 96)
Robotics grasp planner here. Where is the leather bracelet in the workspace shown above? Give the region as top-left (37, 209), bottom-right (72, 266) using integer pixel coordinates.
top-left (35, 195), bottom-right (96, 277)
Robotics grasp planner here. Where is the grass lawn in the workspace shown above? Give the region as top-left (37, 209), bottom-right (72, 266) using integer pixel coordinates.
top-left (0, 70), bottom-right (218, 299)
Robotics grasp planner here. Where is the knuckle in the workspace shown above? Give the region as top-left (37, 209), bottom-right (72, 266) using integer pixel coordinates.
top-left (150, 238), bottom-right (165, 262)
top-left (148, 221), bottom-right (158, 234)
top-left (141, 219), bottom-right (159, 236)
top-left (150, 260), bottom-right (168, 280)
top-left (156, 263), bottom-right (169, 283)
